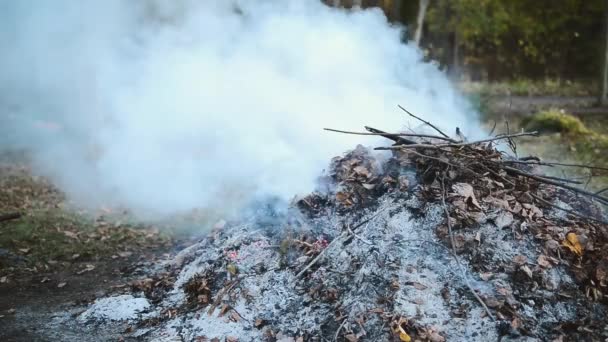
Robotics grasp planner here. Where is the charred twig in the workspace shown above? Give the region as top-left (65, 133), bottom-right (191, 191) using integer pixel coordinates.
top-left (296, 209), bottom-right (387, 279)
top-left (397, 105), bottom-right (452, 140)
top-left (364, 126), bottom-right (416, 145)
top-left (374, 131), bottom-right (539, 151)
top-left (323, 128), bottom-right (455, 142)
top-left (0, 212), bottom-right (22, 223)
top-left (501, 160), bottom-right (608, 172)
top-left (530, 193), bottom-right (608, 225)
top-left (596, 187), bottom-right (608, 195)
top-left (503, 166), bottom-right (608, 206)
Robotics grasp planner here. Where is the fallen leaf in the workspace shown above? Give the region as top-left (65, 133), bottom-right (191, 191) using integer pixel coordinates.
top-left (512, 255), bottom-right (527, 265)
top-left (521, 265), bottom-right (533, 278)
top-left (345, 334), bottom-right (358, 342)
top-left (494, 211), bottom-right (513, 229)
top-left (452, 183), bottom-right (481, 209)
top-left (398, 330), bottom-right (411, 342)
top-left (63, 231), bottom-right (79, 239)
top-left (0, 276), bottom-right (7, 283)
top-left (18, 248), bottom-right (30, 254)
top-left (537, 255), bottom-right (552, 268)
top-left (362, 183), bottom-right (376, 190)
top-left (562, 232), bottom-right (583, 256)
top-left (479, 272), bottom-right (493, 281)
top-left (57, 282), bottom-right (67, 288)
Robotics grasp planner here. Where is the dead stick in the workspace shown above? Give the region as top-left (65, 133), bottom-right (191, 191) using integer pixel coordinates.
top-left (503, 166), bottom-right (608, 205)
top-left (530, 193), bottom-right (608, 225)
top-left (397, 105), bottom-right (451, 140)
top-left (323, 128), bottom-right (455, 142)
top-left (501, 160), bottom-right (608, 172)
top-left (296, 209), bottom-right (387, 279)
top-left (364, 126), bottom-right (416, 145)
top-left (0, 212), bottom-right (22, 223)
top-left (374, 131), bottom-right (539, 150)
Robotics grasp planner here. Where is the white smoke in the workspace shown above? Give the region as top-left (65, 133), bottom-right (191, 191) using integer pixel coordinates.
top-left (0, 0), bottom-right (478, 217)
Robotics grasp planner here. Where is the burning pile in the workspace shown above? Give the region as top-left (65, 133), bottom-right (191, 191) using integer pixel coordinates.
top-left (76, 114), bottom-right (608, 341)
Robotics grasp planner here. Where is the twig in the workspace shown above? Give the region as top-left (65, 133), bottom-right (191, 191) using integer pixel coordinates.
top-left (334, 318), bottom-right (349, 342)
top-left (530, 193), bottom-right (608, 225)
top-left (323, 128), bottom-right (455, 142)
top-left (501, 160), bottom-right (608, 172)
top-left (503, 166), bottom-right (608, 205)
top-left (364, 126), bottom-right (416, 145)
top-left (398, 105), bottom-right (451, 140)
top-left (596, 187), bottom-right (608, 195)
top-left (296, 209), bottom-right (386, 279)
top-left (374, 131), bottom-right (539, 151)
top-left (0, 212), bottom-right (22, 223)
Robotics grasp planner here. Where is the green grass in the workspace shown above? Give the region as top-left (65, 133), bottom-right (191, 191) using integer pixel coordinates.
top-left (0, 209), bottom-right (170, 268)
top-left (0, 164), bottom-right (172, 270)
top-left (460, 79), bottom-right (596, 97)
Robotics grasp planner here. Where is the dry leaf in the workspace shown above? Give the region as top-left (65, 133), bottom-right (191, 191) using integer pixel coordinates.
top-left (512, 255), bottom-right (527, 265)
top-left (494, 211), bottom-right (513, 229)
top-left (0, 276), bottom-right (7, 283)
top-left (521, 265), bottom-right (533, 278)
top-left (562, 233), bottom-right (583, 256)
top-left (451, 183), bottom-right (481, 209)
top-left (537, 255), bottom-right (552, 268)
top-left (345, 334), bottom-right (358, 342)
top-left (63, 231), bottom-right (79, 239)
top-left (57, 282), bottom-right (67, 288)
top-left (362, 183), bottom-right (376, 190)
top-left (398, 330), bottom-right (411, 342)
top-left (18, 248), bottom-right (30, 254)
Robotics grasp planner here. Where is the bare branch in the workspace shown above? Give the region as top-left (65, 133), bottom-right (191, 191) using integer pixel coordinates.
top-left (398, 105), bottom-right (452, 139)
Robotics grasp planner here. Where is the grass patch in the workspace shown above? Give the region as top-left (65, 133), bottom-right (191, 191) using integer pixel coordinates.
top-left (460, 79), bottom-right (596, 97)
top-left (0, 162), bottom-right (172, 270)
top-left (521, 109), bottom-right (590, 135)
top-left (0, 210), bottom-right (169, 267)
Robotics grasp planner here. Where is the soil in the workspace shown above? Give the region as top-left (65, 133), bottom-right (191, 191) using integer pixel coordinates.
top-left (0, 247), bottom-right (186, 342)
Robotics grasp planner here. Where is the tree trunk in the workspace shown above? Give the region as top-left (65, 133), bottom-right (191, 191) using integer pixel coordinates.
top-left (352, 0), bottom-right (363, 8)
top-left (601, 0), bottom-right (608, 105)
top-left (414, 0), bottom-right (430, 46)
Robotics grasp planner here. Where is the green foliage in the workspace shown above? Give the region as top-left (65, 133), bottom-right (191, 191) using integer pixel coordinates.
top-left (522, 109), bottom-right (590, 135)
top-left (424, 0), bottom-right (605, 80)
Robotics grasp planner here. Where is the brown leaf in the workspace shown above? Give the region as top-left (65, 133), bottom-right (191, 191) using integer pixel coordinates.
top-left (520, 265), bottom-right (533, 279)
top-left (479, 272), bottom-right (493, 281)
top-left (451, 183), bottom-right (482, 209)
top-left (512, 255), bottom-right (527, 265)
top-left (345, 334), bottom-right (358, 342)
top-left (63, 231), bottom-right (79, 239)
top-left (562, 233), bottom-right (583, 256)
top-left (537, 255), bottom-right (552, 268)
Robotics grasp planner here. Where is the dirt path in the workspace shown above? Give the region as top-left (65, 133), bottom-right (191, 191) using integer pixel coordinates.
top-left (0, 248), bottom-right (180, 342)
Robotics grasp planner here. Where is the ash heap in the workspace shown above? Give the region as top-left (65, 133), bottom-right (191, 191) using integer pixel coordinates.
top-left (75, 122), bottom-right (608, 341)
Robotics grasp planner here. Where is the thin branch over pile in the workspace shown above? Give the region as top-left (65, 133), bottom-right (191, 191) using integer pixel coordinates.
top-left (325, 105), bottom-right (608, 224)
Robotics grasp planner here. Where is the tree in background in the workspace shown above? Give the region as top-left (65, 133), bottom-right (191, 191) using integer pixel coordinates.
top-left (602, 0), bottom-right (608, 104)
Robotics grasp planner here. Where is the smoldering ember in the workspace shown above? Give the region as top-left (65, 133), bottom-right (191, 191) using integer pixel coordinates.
top-left (8, 119), bottom-right (601, 341)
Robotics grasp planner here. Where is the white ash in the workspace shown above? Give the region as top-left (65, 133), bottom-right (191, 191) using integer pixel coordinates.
top-left (79, 294), bottom-right (151, 322)
top-left (74, 191), bottom-right (600, 341)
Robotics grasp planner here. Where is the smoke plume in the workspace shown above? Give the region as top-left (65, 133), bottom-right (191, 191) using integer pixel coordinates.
top-left (0, 0), bottom-right (478, 217)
